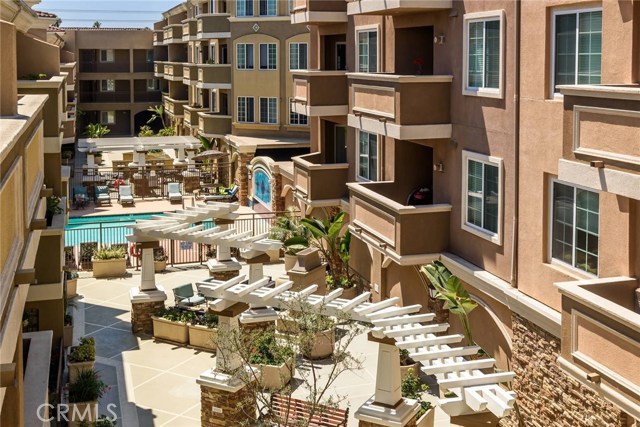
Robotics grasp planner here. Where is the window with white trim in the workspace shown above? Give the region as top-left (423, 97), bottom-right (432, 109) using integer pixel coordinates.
top-left (463, 11), bottom-right (503, 97)
top-left (357, 29), bottom-right (377, 72)
top-left (237, 0), bottom-right (253, 17)
top-left (237, 96), bottom-right (254, 123)
top-left (552, 8), bottom-right (602, 93)
top-left (100, 111), bottom-right (115, 125)
top-left (288, 98), bottom-right (307, 126)
top-left (146, 79), bottom-right (159, 91)
top-left (259, 43), bottom-right (277, 70)
top-left (289, 43), bottom-right (308, 70)
top-left (357, 131), bottom-right (378, 181)
top-left (259, 0), bottom-right (277, 16)
top-left (462, 151), bottom-right (502, 243)
top-left (99, 49), bottom-right (114, 62)
top-left (551, 181), bottom-right (599, 275)
top-left (100, 80), bottom-right (115, 92)
top-left (236, 43), bottom-right (254, 70)
top-left (259, 97), bottom-right (278, 124)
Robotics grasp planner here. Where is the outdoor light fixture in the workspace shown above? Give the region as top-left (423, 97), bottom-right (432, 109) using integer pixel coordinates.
top-left (434, 162), bottom-right (445, 173)
top-left (434, 34), bottom-right (446, 45)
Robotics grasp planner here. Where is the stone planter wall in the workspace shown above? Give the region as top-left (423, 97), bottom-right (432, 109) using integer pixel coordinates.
top-left (250, 357), bottom-right (295, 391)
top-left (67, 360), bottom-right (95, 383)
top-left (188, 324), bottom-right (217, 351)
top-left (152, 316), bottom-right (188, 344)
top-left (201, 383), bottom-right (256, 427)
top-left (416, 408), bottom-right (435, 427)
top-left (92, 258), bottom-right (127, 278)
top-left (131, 300), bottom-right (165, 334)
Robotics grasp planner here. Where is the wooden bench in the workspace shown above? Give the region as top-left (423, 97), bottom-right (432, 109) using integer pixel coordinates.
top-left (269, 394), bottom-right (348, 427)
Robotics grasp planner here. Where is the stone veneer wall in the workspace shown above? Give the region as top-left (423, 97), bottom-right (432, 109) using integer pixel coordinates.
top-left (131, 300), bottom-right (165, 334)
top-left (502, 313), bottom-right (628, 427)
top-left (209, 270), bottom-right (240, 280)
top-left (201, 384), bottom-right (256, 427)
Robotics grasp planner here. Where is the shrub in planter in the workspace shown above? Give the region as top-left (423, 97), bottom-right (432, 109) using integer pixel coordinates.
top-left (153, 247), bottom-right (168, 273)
top-left (68, 369), bottom-right (108, 427)
top-left (399, 349), bottom-right (420, 381)
top-left (188, 312), bottom-right (218, 351)
top-left (298, 313), bottom-right (336, 360)
top-left (269, 209), bottom-right (308, 271)
top-left (152, 307), bottom-right (194, 344)
top-left (92, 246), bottom-right (127, 278)
top-left (68, 337), bottom-right (96, 383)
top-left (248, 332), bottom-right (295, 391)
top-left (401, 370), bottom-right (433, 426)
top-left (325, 274), bottom-right (357, 299)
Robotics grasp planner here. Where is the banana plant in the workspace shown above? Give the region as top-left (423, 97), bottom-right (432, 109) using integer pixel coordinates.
top-left (84, 123), bottom-right (110, 138)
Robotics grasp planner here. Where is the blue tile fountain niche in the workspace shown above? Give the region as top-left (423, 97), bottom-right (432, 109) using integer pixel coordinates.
top-left (253, 167), bottom-right (272, 207)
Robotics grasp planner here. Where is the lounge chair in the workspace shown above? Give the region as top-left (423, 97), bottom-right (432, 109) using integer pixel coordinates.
top-left (204, 184), bottom-right (239, 203)
top-left (95, 185), bottom-right (111, 206)
top-left (118, 185), bottom-right (135, 205)
top-left (167, 182), bottom-right (183, 203)
top-left (173, 283), bottom-right (205, 307)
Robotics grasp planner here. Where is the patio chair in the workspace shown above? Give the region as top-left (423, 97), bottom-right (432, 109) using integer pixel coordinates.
top-left (95, 185), bottom-right (111, 206)
top-left (118, 185), bottom-right (135, 206)
top-left (167, 182), bottom-right (183, 203)
top-left (173, 283), bottom-right (205, 307)
top-left (73, 186), bottom-right (89, 209)
top-left (204, 184), bottom-right (238, 203)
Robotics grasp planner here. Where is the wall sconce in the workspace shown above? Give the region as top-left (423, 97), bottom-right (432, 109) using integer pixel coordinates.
top-left (433, 162), bottom-right (445, 173)
top-left (434, 34), bottom-right (445, 45)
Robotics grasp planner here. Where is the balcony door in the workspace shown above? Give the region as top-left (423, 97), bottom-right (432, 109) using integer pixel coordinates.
top-left (336, 42), bottom-right (346, 71)
top-left (220, 45), bottom-right (228, 65)
top-left (333, 125), bottom-right (347, 163)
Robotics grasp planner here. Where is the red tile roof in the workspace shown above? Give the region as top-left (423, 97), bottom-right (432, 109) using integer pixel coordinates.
top-left (36, 10), bottom-right (58, 18)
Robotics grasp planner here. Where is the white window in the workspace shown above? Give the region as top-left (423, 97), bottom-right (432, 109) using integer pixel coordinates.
top-left (259, 97), bottom-right (278, 124)
top-left (550, 180), bottom-right (599, 275)
top-left (289, 42), bottom-right (308, 70)
top-left (259, 0), bottom-right (277, 16)
top-left (237, 0), bottom-right (253, 17)
top-left (146, 79), bottom-right (159, 91)
top-left (100, 80), bottom-right (115, 92)
top-left (357, 131), bottom-right (378, 181)
top-left (237, 96), bottom-right (255, 123)
top-left (288, 98), bottom-right (307, 126)
top-left (259, 43), bottom-right (277, 70)
top-left (461, 151), bottom-right (503, 244)
top-left (463, 11), bottom-right (504, 98)
top-left (552, 8), bottom-right (602, 94)
top-left (357, 28), bottom-right (378, 72)
top-left (100, 111), bottom-right (115, 125)
top-left (99, 49), bottom-right (114, 62)
top-left (236, 43), bottom-right (254, 70)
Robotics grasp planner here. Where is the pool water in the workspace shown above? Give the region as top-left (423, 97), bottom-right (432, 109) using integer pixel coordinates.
top-left (67, 212), bottom-right (163, 226)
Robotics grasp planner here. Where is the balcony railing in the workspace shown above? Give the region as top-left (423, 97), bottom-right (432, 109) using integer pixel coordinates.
top-left (182, 19), bottom-right (198, 41)
top-left (197, 64), bottom-right (232, 89)
top-left (292, 70), bottom-right (348, 116)
top-left (348, 73), bottom-right (452, 140)
top-left (133, 62), bottom-right (154, 73)
top-left (163, 96), bottom-right (188, 116)
top-left (184, 105), bottom-right (209, 128)
top-left (163, 25), bottom-right (184, 43)
top-left (163, 62), bottom-right (184, 81)
top-left (293, 153), bottom-right (349, 206)
top-left (348, 181), bottom-right (451, 262)
top-left (291, 0), bottom-right (348, 24)
top-left (196, 14), bottom-right (231, 39)
top-left (79, 61), bottom-right (130, 73)
top-left (79, 91), bottom-right (131, 103)
top-left (154, 62), bottom-right (165, 77)
top-left (198, 112), bottom-right (232, 137)
top-left (153, 30), bottom-right (164, 46)
top-left (183, 64), bottom-right (198, 85)
top-left (346, 0), bottom-right (452, 16)
top-left (134, 91), bottom-right (162, 103)
top-left (556, 277), bottom-right (640, 420)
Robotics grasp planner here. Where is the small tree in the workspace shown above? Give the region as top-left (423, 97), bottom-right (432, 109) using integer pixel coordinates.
top-left (92, 21), bottom-right (101, 28)
top-left (300, 212), bottom-right (351, 286)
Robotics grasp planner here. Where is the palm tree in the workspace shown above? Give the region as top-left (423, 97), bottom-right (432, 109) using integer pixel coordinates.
top-left (84, 123), bottom-right (110, 138)
top-left (300, 212), bottom-right (351, 285)
top-left (92, 21), bottom-right (101, 28)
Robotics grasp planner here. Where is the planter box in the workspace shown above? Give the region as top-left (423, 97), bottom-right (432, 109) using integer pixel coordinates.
top-left (152, 316), bottom-right (188, 344)
top-left (92, 258), bottom-right (127, 278)
top-left (154, 260), bottom-right (167, 273)
top-left (67, 278), bottom-right (78, 298)
top-left (67, 401), bottom-right (98, 427)
top-left (284, 254), bottom-right (297, 271)
top-left (251, 357), bottom-right (295, 391)
top-left (303, 328), bottom-right (335, 360)
top-left (67, 359), bottom-right (95, 383)
top-left (400, 361), bottom-right (421, 381)
top-left (188, 324), bottom-right (217, 351)
top-left (63, 324), bottom-right (73, 348)
top-left (416, 407), bottom-right (435, 427)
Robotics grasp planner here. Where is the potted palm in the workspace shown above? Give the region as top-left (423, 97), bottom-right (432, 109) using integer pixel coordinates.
top-left (269, 209), bottom-right (308, 270)
top-left (92, 246), bottom-right (127, 278)
top-left (401, 371), bottom-right (434, 427)
top-left (298, 313), bottom-right (336, 360)
top-left (68, 337), bottom-right (96, 383)
top-left (152, 307), bottom-right (193, 345)
top-left (400, 349), bottom-right (420, 381)
top-left (248, 332), bottom-right (295, 391)
top-left (67, 369), bottom-right (108, 427)
top-left (153, 247), bottom-right (168, 273)
top-left (187, 312), bottom-right (218, 351)
top-left (66, 270), bottom-right (79, 298)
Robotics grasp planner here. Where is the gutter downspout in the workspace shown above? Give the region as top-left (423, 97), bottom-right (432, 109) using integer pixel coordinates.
top-left (510, 0), bottom-right (521, 287)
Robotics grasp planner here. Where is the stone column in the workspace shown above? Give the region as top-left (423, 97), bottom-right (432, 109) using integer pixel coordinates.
top-left (185, 148), bottom-right (197, 169)
top-left (137, 150), bottom-right (147, 173)
top-left (236, 152), bottom-right (254, 206)
top-left (270, 165), bottom-right (284, 212)
top-left (129, 241), bottom-right (167, 334)
top-left (128, 151), bottom-right (139, 168)
top-left (173, 147), bottom-right (186, 166)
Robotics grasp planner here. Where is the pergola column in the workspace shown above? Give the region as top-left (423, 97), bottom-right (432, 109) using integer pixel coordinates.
top-left (206, 219), bottom-right (241, 280)
top-left (173, 147), bottom-right (187, 166)
top-left (236, 151), bottom-right (254, 206)
top-left (185, 147), bottom-right (197, 169)
top-left (129, 241), bottom-right (167, 334)
top-left (128, 151), bottom-right (139, 168)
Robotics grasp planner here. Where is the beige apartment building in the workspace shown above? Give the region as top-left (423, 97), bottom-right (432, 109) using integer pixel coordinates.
top-left (1, 2), bottom-right (75, 426)
top-left (293, 0), bottom-right (639, 425)
top-left (155, 0), bottom-right (310, 209)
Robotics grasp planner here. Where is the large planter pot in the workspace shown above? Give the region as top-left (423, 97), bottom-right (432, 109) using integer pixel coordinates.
top-left (400, 362), bottom-right (421, 381)
top-left (303, 328), bottom-right (335, 360)
top-left (67, 401), bottom-right (98, 427)
top-left (63, 324), bottom-right (73, 348)
top-left (251, 357), bottom-right (295, 391)
top-left (416, 407), bottom-right (435, 427)
top-left (154, 260), bottom-right (167, 273)
top-left (92, 258), bottom-right (127, 278)
top-left (67, 359), bottom-right (95, 383)
top-left (188, 324), bottom-right (217, 351)
top-left (67, 278), bottom-right (78, 298)
top-left (284, 254), bottom-right (297, 271)
top-left (152, 316), bottom-right (188, 344)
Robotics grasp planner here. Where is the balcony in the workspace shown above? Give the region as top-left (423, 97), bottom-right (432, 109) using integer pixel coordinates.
top-left (184, 105), bottom-right (209, 128)
top-left (63, 120), bottom-right (75, 142)
top-left (198, 112), bottom-right (232, 137)
top-left (293, 153), bottom-right (349, 207)
top-left (348, 182), bottom-right (451, 264)
top-left (196, 14), bottom-right (231, 40)
top-left (16, 76), bottom-right (65, 138)
top-left (78, 61), bottom-right (130, 73)
top-left (163, 95), bottom-right (188, 117)
top-left (134, 91), bottom-right (162, 103)
top-left (163, 24), bottom-right (184, 44)
top-left (347, 73), bottom-right (452, 140)
top-left (291, 0), bottom-right (348, 24)
top-left (154, 61), bottom-right (165, 77)
top-left (347, 0), bottom-right (452, 16)
top-left (556, 277), bottom-right (640, 420)
top-left (182, 19), bottom-right (197, 41)
top-left (163, 62), bottom-right (184, 81)
top-left (79, 91), bottom-right (131, 103)
top-left (197, 64), bottom-right (232, 89)
top-left (153, 30), bottom-right (164, 46)
top-left (183, 64), bottom-right (198, 85)
top-left (292, 70), bottom-right (348, 117)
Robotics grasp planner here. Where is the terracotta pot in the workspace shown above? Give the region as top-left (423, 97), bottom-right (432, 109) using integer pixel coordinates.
top-left (63, 324), bottom-right (73, 348)
top-left (400, 361), bottom-right (421, 381)
top-left (302, 328), bottom-right (335, 360)
top-left (92, 258), bottom-right (127, 278)
top-left (66, 278), bottom-right (78, 298)
top-left (67, 401), bottom-right (98, 427)
top-left (188, 324), bottom-right (217, 351)
top-left (152, 316), bottom-right (188, 344)
top-left (251, 357), bottom-right (295, 390)
top-left (154, 260), bottom-right (167, 273)
top-left (67, 359), bottom-right (95, 383)
top-left (284, 254), bottom-right (297, 271)
top-left (416, 407), bottom-right (435, 427)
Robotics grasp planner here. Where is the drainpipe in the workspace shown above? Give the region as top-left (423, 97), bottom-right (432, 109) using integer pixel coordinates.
top-left (510, 0), bottom-right (521, 288)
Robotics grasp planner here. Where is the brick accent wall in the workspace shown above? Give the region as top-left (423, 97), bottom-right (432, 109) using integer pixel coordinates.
top-left (503, 313), bottom-right (627, 427)
top-left (201, 383), bottom-right (256, 427)
top-left (131, 300), bottom-right (165, 334)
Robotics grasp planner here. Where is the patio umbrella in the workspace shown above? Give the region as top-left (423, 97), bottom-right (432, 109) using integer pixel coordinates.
top-left (191, 149), bottom-right (228, 187)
